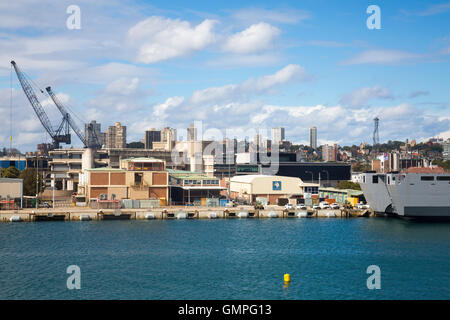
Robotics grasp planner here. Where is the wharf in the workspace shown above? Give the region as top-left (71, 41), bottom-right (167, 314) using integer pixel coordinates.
top-left (0, 205), bottom-right (374, 222)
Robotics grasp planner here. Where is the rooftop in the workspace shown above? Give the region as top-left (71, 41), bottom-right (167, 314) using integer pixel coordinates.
top-left (86, 168), bottom-right (125, 172)
top-left (319, 187), bottom-right (364, 196)
top-left (231, 174), bottom-right (303, 183)
top-left (167, 169), bottom-right (213, 180)
top-left (121, 157), bottom-right (165, 162)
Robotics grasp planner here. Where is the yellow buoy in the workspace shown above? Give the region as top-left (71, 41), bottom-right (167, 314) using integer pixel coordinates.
top-left (284, 273), bottom-right (291, 283)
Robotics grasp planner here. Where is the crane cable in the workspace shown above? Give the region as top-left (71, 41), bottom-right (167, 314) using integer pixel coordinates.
top-left (10, 63), bottom-right (13, 155)
top-left (14, 64), bottom-right (88, 144)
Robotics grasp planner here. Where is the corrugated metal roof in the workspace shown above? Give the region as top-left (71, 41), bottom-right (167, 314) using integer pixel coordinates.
top-left (319, 187), bottom-right (363, 196)
top-left (0, 178), bottom-right (23, 182)
top-left (167, 169), bottom-right (212, 180)
top-left (231, 174), bottom-right (302, 183)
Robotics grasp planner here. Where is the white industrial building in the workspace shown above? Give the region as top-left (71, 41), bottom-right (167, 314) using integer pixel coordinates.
top-left (230, 174), bottom-right (318, 205)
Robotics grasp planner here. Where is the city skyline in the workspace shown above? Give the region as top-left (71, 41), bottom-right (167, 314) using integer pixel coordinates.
top-left (0, 0), bottom-right (449, 152)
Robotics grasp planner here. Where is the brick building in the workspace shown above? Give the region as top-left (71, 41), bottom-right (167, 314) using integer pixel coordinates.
top-left (81, 157), bottom-right (168, 205)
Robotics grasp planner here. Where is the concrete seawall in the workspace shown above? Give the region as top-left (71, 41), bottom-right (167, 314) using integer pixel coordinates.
top-left (0, 206), bottom-right (373, 222)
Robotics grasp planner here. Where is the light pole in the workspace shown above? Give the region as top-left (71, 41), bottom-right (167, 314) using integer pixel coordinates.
top-left (35, 154), bottom-right (38, 209)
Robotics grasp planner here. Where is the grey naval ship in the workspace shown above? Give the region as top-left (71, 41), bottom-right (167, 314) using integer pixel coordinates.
top-left (359, 171), bottom-right (450, 219)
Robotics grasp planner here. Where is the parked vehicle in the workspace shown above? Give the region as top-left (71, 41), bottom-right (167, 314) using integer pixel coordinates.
top-left (319, 202), bottom-right (330, 209)
top-left (312, 204), bottom-right (320, 210)
top-left (330, 203), bottom-right (340, 209)
top-left (296, 204), bottom-right (307, 210)
top-left (356, 202), bottom-right (370, 209)
top-left (285, 203), bottom-right (295, 210)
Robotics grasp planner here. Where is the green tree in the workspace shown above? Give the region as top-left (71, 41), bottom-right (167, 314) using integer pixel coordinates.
top-left (352, 162), bottom-right (371, 172)
top-left (19, 168), bottom-right (44, 196)
top-left (432, 159), bottom-right (450, 171)
top-left (1, 166), bottom-right (20, 178)
top-left (126, 141), bottom-right (145, 148)
top-left (335, 181), bottom-right (361, 190)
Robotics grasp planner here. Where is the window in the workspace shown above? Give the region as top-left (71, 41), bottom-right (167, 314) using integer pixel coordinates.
top-left (134, 172), bottom-right (143, 184)
top-left (437, 176), bottom-right (450, 181)
top-left (420, 176), bottom-right (434, 181)
top-left (372, 175), bottom-right (378, 184)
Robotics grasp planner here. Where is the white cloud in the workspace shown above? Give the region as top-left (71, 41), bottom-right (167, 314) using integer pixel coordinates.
top-left (251, 64), bottom-right (309, 91)
top-left (409, 90), bottom-right (429, 98)
top-left (153, 96), bottom-right (185, 119)
top-left (377, 103), bottom-right (414, 119)
top-left (433, 130), bottom-right (450, 140)
top-left (127, 16), bottom-right (218, 63)
top-left (340, 86), bottom-right (394, 107)
top-left (222, 22), bottom-right (280, 54)
top-left (87, 77), bottom-right (149, 113)
top-left (343, 49), bottom-right (422, 65)
top-left (232, 7), bottom-right (309, 25)
top-left (188, 64), bottom-right (309, 106)
top-left (105, 77), bottom-right (139, 95)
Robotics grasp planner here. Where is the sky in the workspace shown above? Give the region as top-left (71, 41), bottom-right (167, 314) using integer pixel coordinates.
top-left (0, 0), bottom-right (449, 152)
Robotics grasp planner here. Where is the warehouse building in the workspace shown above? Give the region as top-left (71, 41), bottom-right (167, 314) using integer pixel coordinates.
top-left (80, 157), bottom-right (169, 206)
top-left (319, 187), bottom-right (365, 206)
top-left (168, 169), bottom-right (226, 206)
top-left (0, 178), bottom-right (23, 209)
top-left (229, 175), bottom-right (318, 205)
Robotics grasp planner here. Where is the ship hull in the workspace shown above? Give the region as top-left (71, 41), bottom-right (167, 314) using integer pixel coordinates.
top-left (359, 172), bottom-right (450, 219)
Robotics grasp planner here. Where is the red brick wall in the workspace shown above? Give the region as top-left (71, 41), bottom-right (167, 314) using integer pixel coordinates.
top-left (90, 187), bottom-right (108, 199)
top-left (152, 172), bottom-right (167, 185)
top-left (110, 172), bottom-right (125, 185)
top-left (91, 172), bottom-right (109, 185)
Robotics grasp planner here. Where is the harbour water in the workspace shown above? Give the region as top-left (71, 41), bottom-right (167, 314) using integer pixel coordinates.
top-left (0, 219), bottom-right (449, 300)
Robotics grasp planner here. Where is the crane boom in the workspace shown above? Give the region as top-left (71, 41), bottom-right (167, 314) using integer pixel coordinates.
top-left (11, 61), bottom-right (70, 149)
top-left (46, 86), bottom-right (101, 149)
top-left (11, 61), bottom-right (55, 138)
top-left (46, 86), bottom-right (86, 146)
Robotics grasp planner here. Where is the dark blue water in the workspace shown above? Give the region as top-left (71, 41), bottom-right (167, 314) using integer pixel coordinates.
top-left (0, 219), bottom-right (449, 299)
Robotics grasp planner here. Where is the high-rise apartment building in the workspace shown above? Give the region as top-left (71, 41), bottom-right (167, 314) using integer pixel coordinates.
top-left (271, 127), bottom-right (285, 144)
top-left (187, 123), bottom-right (197, 141)
top-left (161, 127), bottom-right (177, 143)
top-left (145, 129), bottom-right (161, 149)
top-left (322, 143), bottom-right (338, 162)
top-left (106, 122), bottom-right (126, 148)
top-left (443, 139), bottom-right (450, 160)
top-left (85, 120), bottom-right (106, 148)
top-left (309, 126), bottom-right (317, 149)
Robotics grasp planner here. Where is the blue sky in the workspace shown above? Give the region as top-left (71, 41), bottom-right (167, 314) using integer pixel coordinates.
top-left (0, 0), bottom-right (449, 151)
